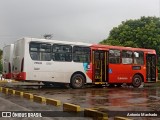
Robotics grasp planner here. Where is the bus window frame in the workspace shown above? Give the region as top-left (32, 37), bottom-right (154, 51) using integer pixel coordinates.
top-left (133, 51), bottom-right (144, 65)
top-left (121, 50), bottom-right (133, 65)
top-left (109, 49), bottom-right (121, 64)
top-left (29, 42), bottom-right (52, 61)
top-left (73, 46), bottom-right (91, 63)
top-left (52, 44), bottom-right (72, 62)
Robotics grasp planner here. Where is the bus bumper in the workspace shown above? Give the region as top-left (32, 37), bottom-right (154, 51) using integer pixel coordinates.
top-left (12, 72), bottom-right (26, 80)
top-left (2, 73), bottom-right (12, 79)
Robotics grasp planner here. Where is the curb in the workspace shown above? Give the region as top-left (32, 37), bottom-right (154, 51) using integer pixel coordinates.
top-left (33, 95), bottom-right (46, 104)
top-left (0, 87), bottom-right (2, 92)
top-left (15, 90), bottom-right (24, 97)
top-left (46, 98), bottom-right (61, 106)
top-left (2, 88), bottom-right (8, 94)
top-left (63, 103), bottom-right (81, 112)
top-left (23, 93), bottom-right (34, 100)
top-left (8, 89), bottom-right (16, 95)
top-left (84, 108), bottom-right (108, 120)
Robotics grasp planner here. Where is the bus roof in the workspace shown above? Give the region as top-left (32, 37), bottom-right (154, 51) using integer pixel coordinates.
top-left (91, 44), bottom-right (156, 53)
top-left (3, 44), bottom-right (14, 49)
top-left (17, 37), bottom-right (92, 46)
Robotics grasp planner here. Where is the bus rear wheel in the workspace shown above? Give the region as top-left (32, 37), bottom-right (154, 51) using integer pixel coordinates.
top-left (71, 74), bottom-right (85, 89)
top-left (132, 74), bottom-right (142, 88)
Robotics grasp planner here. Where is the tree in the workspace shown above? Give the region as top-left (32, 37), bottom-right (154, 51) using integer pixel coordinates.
top-left (100, 16), bottom-right (160, 53)
top-left (100, 16), bottom-right (160, 72)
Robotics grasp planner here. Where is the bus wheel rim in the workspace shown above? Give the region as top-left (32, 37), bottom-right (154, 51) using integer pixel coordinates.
top-left (134, 77), bottom-right (141, 85)
top-left (75, 77), bottom-right (82, 86)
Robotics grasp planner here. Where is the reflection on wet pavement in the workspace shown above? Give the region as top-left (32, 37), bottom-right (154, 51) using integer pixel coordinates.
top-left (3, 82), bottom-right (160, 111)
top-left (1, 82), bottom-right (160, 119)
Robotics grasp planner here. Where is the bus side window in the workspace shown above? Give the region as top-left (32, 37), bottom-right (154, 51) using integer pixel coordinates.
top-left (30, 52), bottom-right (40, 60)
top-left (29, 42), bottom-right (51, 61)
top-left (73, 46), bottom-right (90, 63)
top-left (40, 44), bottom-right (51, 61)
top-left (29, 42), bottom-right (40, 60)
top-left (109, 49), bottom-right (121, 64)
top-left (52, 44), bottom-right (72, 62)
top-left (134, 51), bottom-right (144, 65)
top-left (122, 50), bottom-right (133, 64)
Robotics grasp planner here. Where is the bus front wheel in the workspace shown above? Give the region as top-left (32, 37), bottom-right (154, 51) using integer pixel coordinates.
top-left (132, 74), bottom-right (142, 88)
top-left (71, 74), bottom-right (85, 89)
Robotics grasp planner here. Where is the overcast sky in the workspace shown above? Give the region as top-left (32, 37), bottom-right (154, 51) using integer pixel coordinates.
top-left (0, 0), bottom-right (159, 49)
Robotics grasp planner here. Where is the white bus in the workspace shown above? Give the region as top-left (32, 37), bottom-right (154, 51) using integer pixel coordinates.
top-left (2, 44), bottom-right (14, 79)
top-left (12, 37), bottom-right (92, 88)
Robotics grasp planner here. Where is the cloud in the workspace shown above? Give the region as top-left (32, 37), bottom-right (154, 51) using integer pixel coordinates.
top-left (0, 0), bottom-right (159, 48)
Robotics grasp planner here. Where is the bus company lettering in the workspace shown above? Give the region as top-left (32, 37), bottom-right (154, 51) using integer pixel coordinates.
top-left (34, 62), bottom-right (42, 64)
top-left (34, 68), bottom-right (40, 70)
top-left (117, 77), bottom-right (128, 80)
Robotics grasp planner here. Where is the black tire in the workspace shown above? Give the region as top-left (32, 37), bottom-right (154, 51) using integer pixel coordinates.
top-left (132, 74), bottom-right (142, 88)
top-left (70, 74), bottom-right (85, 89)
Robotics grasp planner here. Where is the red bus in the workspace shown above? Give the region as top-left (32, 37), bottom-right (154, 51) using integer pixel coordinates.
top-left (86, 44), bottom-right (157, 88)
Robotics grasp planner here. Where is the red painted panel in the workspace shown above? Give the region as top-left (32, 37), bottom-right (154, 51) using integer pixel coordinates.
top-left (2, 73), bottom-right (12, 79)
top-left (109, 64), bottom-right (146, 83)
top-left (12, 72), bottom-right (26, 80)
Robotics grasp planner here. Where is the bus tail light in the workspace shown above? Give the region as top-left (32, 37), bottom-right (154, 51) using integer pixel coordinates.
top-left (12, 72), bottom-right (26, 80)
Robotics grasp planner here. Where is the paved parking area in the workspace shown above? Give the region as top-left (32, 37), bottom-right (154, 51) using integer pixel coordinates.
top-left (0, 81), bottom-right (160, 120)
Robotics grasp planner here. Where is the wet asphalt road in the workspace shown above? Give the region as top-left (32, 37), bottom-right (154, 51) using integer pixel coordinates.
top-left (0, 91), bottom-right (91, 120)
top-left (0, 81), bottom-right (160, 120)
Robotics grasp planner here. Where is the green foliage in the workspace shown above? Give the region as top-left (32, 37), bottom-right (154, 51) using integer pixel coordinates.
top-left (100, 16), bottom-right (160, 53)
top-left (100, 16), bottom-right (160, 71)
top-left (0, 49), bottom-right (2, 60)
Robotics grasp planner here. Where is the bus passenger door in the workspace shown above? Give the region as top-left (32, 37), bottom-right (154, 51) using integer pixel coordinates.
top-left (146, 54), bottom-right (156, 82)
top-left (92, 50), bottom-right (108, 84)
